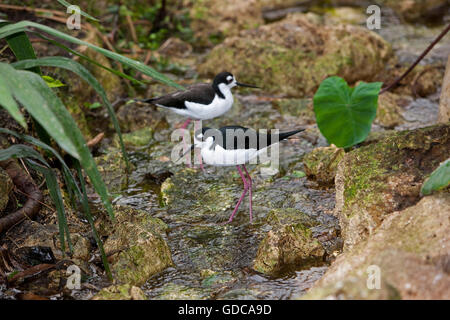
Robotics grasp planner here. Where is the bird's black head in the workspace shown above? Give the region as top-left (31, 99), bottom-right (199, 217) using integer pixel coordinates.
top-left (213, 71), bottom-right (235, 86)
top-left (213, 71), bottom-right (259, 92)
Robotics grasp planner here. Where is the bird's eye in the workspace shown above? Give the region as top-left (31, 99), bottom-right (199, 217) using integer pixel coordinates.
top-left (226, 76), bottom-right (233, 84)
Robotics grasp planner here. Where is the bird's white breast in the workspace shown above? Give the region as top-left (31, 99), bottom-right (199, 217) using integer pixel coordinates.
top-left (184, 84), bottom-right (234, 120)
top-left (201, 144), bottom-right (259, 166)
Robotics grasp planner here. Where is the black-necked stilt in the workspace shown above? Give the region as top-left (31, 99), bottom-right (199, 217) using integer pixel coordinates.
top-left (138, 72), bottom-right (259, 129)
top-left (190, 126), bottom-right (305, 223)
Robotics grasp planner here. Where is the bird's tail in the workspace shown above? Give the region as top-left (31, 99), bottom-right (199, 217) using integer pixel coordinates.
top-left (278, 128), bottom-right (305, 141)
top-left (129, 97), bottom-right (158, 104)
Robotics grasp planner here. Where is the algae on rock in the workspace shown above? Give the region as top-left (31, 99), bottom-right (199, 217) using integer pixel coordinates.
top-left (335, 123), bottom-right (450, 250)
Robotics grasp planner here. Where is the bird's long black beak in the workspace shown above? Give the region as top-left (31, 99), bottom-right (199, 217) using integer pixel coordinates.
top-left (236, 82), bottom-right (260, 89)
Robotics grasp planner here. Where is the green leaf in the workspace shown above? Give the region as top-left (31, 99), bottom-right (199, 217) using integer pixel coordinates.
top-left (0, 144), bottom-right (47, 165)
top-left (86, 102), bottom-right (102, 109)
top-left (13, 56), bottom-right (130, 170)
top-left (5, 31), bottom-right (41, 74)
top-left (27, 159), bottom-right (73, 254)
top-left (74, 160), bottom-right (112, 280)
top-left (57, 0), bottom-right (99, 22)
top-left (313, 76), bottom-right (382, 148)
top-left (20, 70), bottom-right (114, 219)
top-left (42, 75), bottom-right (66, 88)
top-left (0, 78), bottom-right (27, 128)
top-left (0, 128), bottom-right (81, 197)
top-left (0, 21), bottom-right (184, 90)
top-left (0, 63), bottom-right (79, 158)
top-left (421, 159), bottom-right (450, 195)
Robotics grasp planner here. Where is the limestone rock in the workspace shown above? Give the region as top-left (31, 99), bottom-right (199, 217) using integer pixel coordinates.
top-left (253, 208), bottom-right (325, 274)
top-left (101, 205), bottom-right (173, 286)
top-left (303, 145), bottom-right (345, 186)
top-left (335, 123), bottom-right (450, 250)
top-left (303, 194), bottom-right (450, 300)
top-left (199, 13), bottom-right (393, 97)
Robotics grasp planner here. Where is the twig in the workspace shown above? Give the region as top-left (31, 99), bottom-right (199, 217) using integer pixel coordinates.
top-left (380, 22), bottom-right (450, 94)
top-left (126, 14), bottom-right (138, 43)
top-left (0, 4), bottom-right (66, 17)
top-left (87, 132), bottom-right (105, 148)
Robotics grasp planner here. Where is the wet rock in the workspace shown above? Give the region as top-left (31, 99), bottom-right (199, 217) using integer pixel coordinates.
top-left (303, 193), bottom-right (450, 300)
top-left (303, 145), bottom-right (345, 186)
top-left (253, 208), bottom-right (325, 275)
top-left (199, 13), bottom-right (393, 97)
top-left (15, 246), bottom-right (56, 266)
top-left (0, 167), bottom-right (12, 212)
top-left (92, 284), bottom-right (147, 300)
top-left (101, 205), bottom-right (173, 286)
top-left (189, 0), bottom-right (263, 47)
top-left (95, 148), bottom-right (129, 194)
top-left (154, 283), bottom-right (206, 300)
top-left (335, 123), bottom-right (450, 250)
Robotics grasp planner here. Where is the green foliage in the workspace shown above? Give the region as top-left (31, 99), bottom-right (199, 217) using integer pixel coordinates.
top-left (0, 20), bottom-right (184, 90)
top-left (313, 76), bottom-right (382, 148)
top-left (421, 159), bottom-right (450, 195)
top-left (42, 75), bottom-right (66, 88)
top-left (56, 0), bottom-right (99, 22)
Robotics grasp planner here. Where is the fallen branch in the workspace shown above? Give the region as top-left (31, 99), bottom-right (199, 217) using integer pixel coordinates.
top-left (0, 159), bottom-right (43, 234)
top-left (380, 22), bottom-right (450, 94)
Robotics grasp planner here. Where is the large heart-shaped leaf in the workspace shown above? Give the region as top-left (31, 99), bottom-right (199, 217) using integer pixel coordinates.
top-left (421, 159), bottom-right (450, 195)
top-left (313, 76), bottom-right (382, 148)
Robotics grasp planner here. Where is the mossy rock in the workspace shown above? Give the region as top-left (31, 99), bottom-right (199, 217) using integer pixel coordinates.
top-left (92, 284), bottom-right (147, 300)
top-left (303, 145), bottom-right (345, 186)
top-left (189, 0), bottom-right (264, 47)
top-left (102, 205), bottom-right (173, 286)
top-left (302, 193), bottom-right (450, 300)
top-left (335, 123), bottom-right (450, 250)
top-left (253, 208), bottom-right (325, 275)
top-left (95, 148), bottom-right (131, 194)
top-left (199, 13), bottom-right (393, 97)
top-left (113, 127), bottom-right (154, 148)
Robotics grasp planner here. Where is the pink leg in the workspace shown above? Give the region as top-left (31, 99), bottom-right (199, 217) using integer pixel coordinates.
top-left (181, 118), bottom-right (191, 130)
top-left (242, 165), bottom-right (253, 223)
top-left (227, 166), bottom-right (249, 223)
top-left (181, 119), bottom-right (192, 167)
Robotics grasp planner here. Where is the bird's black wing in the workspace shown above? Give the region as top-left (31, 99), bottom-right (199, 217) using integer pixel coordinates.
top-left (147, 83), bottom-right (216, 109)
top-left (205, 126), bottom-right (304, 150)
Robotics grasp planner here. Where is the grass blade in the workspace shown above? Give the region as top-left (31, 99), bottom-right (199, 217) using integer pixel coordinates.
top-left (13, 57), bottom-right (130, 171)
top-left (0, 21), bottom-right (184, 90)
top-left (0, 63), bottom-right (80, 159)
top-left (20, 70), bottom-right (114, 219)
top-left (27, 159), bottom-right (73, 254)
top-left (74, 160), bottom-right (112, 281)
top-left (57, 0), bottom-right (99, 22)
top-left (0, 78), bottom-right (27, 128)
